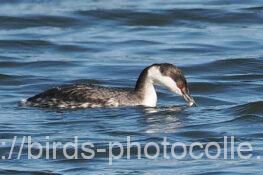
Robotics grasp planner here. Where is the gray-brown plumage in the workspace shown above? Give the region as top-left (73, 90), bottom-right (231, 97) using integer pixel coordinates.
top-left (23, 63), bottom-right (195, 109)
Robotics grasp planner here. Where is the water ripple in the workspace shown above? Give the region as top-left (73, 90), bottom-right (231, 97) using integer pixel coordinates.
top-left (227, 101), bottom-right (263, 115)
top-left (0, 0), bottom-right (262, 174)
top-left (0, 15), bottom-right (81, 29)
top-left (75, 8), bottom-right (263, 26)
top-left (0, 39), bottom-right (89, 52)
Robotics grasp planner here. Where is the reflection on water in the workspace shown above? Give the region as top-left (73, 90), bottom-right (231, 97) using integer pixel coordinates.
top-left (144, 105), bottom-right (185, 114)
top-left (0, 0), bottom-right (263, 174)
top-left (143, 105), bottom-right (184, 133)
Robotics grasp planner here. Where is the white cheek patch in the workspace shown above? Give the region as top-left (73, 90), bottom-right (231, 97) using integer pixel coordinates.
top-left (160, 77), bottom-right (182, 96)
top-left (152, 72), bottom-right (182, 96)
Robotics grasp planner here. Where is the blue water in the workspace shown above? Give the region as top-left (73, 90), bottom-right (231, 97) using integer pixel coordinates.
top-left (0, 0), bottom-right (263, 174)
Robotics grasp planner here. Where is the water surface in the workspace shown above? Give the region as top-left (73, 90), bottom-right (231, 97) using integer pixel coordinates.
top-left (0, 0), bottom-right (263, 174)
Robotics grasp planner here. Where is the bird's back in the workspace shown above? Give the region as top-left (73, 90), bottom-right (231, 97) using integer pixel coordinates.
top-left (24, 84), bottom-right (140, 108)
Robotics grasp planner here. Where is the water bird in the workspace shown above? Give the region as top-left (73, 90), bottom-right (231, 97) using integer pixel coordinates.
top-left (23, 63), bottom-right (196, 109)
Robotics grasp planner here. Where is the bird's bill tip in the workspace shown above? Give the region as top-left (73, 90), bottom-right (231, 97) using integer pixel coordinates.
top-left (182, 93), bottom-right (197, 107)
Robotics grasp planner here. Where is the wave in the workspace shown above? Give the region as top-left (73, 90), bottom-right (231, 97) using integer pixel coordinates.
top-left (227, 101), bottom-right (263, 115)
top-left (0, 169), bottom-right (61, 175)
top-left (223, 114), bottom-right (263, 124)
top-left (207, 74), bottom-right (263, 81)
top-left (195, 171), bottom-right (242, 175)
top-left (164, 43), bottom-right (227, 54)
top-left (192, 96), bottom-right (234, 106)
top-left (0, 60), bottom-right (76, 69)
top-left (176, 130), bottom-right (222, 138)
top-left (0, 15), bottom-right (80, 29)
top-left (173, 113), bottom-right (263, 135)
top-left (243, 6), bottom-right (263, 11)
top-left (0, 73), bottom-right (21, 80)
top-left (190, 82), bottom-right (232, 93)
top-left (0, 73), bottom-right (25, 86)
top-left (0, 39), bottom-right (89, 53)
top-left (75, 8), bottom-right (263, 26)
top-left (112, 40), bottom-right (163, 46)
top-left (182, 58), bottom-right (263, 75)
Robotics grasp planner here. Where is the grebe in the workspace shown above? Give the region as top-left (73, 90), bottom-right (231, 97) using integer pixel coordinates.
top-left (23, 63), bottom-right (196, 109)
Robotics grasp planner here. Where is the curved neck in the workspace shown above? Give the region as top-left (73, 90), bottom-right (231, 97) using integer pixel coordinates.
top-left (134, 66), bottom-right (157, 107)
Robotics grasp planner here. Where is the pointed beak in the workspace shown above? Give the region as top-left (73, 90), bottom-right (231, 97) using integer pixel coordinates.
top-left (182, 92), bottom-right (197, 107)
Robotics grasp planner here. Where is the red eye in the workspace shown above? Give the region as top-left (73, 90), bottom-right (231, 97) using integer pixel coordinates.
top-left (178, 83), bottom-right (184, 90)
